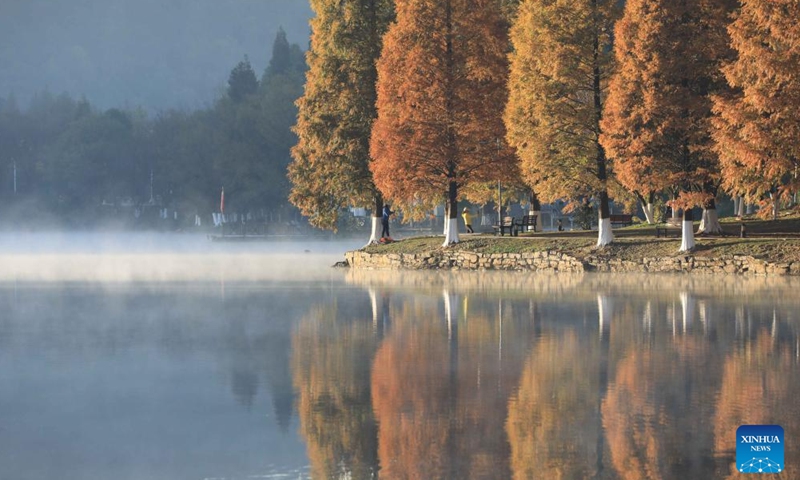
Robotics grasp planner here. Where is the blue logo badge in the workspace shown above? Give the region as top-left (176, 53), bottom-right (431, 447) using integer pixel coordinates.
top-left (737, 425), bottom-right (784, 474)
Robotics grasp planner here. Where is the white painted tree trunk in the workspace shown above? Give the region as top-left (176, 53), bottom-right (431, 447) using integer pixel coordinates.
top-left (738, 198), bottom-right (745, 217)
top-left (528, 207), bottom-right (544, 232)
top-left (365, 216), bottom-right (381, 246)
top-left (442, 215), bottom-right (460, 246)
top-left (697, 208), bottom-right (723, 235)
top-left (679, 220), bottom-right (696, 252)
top-left (770, 193), bottom-right (779, 219)
top-left (597, 217), bottom-right (614, 247)
top-left (733, 196), bottom-right (741, 217)
top-left (642, 202), bottom-right (655, 224)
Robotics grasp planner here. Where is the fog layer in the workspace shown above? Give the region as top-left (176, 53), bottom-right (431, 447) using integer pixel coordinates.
top-left (0, 0), bottom-right (312, 110)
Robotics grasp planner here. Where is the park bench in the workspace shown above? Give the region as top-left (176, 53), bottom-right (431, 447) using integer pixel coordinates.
top-left (655, 217), bottom-right (682, 238)
top-left (493, 216), bottom-right (516, 236)
top-left (514, 215), bottom-right (538, 233)
top-left (609, 214), bottom-right (634, 227)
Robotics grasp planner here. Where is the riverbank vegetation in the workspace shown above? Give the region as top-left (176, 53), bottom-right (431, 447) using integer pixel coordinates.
top-left (362, 213), bottom-right (800, 264)
top-left (292, 0), bottom-right (799, 253)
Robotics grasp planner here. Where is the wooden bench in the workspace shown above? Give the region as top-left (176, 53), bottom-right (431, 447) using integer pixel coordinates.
top-left (493, 216), bottom-right (516, 236)
top-left (656, 217), bottom-right (682, 238)
top-left (514, 215), bottom-right (538, 233)
top-left (609, 214), bottom-right (634, 227)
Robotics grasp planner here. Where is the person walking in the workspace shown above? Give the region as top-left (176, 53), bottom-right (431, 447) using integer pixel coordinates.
top-left (382, 204), bottom-right (394, 238)
top-left (462, 207), bottom-right (474, 233)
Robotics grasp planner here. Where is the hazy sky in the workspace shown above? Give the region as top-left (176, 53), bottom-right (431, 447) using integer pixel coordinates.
top-left (0, 0), bottom-right (312, 111)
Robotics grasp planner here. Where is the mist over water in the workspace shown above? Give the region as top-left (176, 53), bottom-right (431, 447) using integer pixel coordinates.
top-left (1, 236), bottom-right (799, 479)
top-left (0, 232), bottom-right (361, 282)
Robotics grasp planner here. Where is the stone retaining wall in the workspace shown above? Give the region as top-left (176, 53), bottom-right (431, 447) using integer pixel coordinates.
top-left (345, 249), bottom-right (800, 275)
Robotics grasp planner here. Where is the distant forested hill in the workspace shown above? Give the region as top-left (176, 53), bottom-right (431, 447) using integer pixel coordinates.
top-left (0, 0), bottom-right (312, 111)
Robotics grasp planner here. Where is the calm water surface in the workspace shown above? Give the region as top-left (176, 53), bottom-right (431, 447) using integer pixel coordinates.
top-left (0, 233), bottom-right (798, 479)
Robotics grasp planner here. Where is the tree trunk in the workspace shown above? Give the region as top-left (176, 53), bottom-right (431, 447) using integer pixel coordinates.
top-left (770, 192), bottom-right (779, 220)
top-left (679, 208), bottom-right (695, 252)
top-left (671, 193), bottom-right (681, 220)
top-left (737, 197), bottom-right (745, 217)
top-left (597, 191), bottom-right (614, 247)
top-left (528, 191), bottom-right (543, 232)
top-left (636, 191), bottom-right (656, 224)
top-left (642, 203), bottom-right (655, 224)
top-left (442, 181), bottom-right (460, 246)
top-left (733, 196), bottom-right (741, 217)
top-left (366, 195), bottom-right (383, 246)
top-left (592, 5), bottom-right (613, 248)
top-left (697, 198), bottom-right (723, 235)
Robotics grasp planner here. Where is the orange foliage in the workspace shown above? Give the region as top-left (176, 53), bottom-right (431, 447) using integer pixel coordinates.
top-left (370, 0), bottom-right (518, 212)
top-left (711, 0), bottom-right (800, 206)
top-left (601, 0), bottom-right (735, 209)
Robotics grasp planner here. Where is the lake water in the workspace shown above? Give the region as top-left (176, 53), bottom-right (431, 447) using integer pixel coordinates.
top-left (0, 233), bottom-right (798, 479)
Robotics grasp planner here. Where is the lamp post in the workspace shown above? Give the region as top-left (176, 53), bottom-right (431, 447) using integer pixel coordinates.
top-left (496, 138), bottom-right (501, 224)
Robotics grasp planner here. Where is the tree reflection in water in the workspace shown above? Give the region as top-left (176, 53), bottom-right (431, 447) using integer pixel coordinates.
top-left (291, 297), bottom-right (380, 479)
top-left (288, 271), bottom-right (800, 479)
top-left (714, 328), bottom-right (800, 479)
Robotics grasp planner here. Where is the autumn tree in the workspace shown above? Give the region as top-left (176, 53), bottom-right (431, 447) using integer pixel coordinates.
top-left (289, 0), bottom-right (394, 242)
top-left (712, 0), bottom-right (800, 220)
top-left (601, 0), bottom-right (736, 250)
top-left (370, 0), bottom-right (518, 246)
top-left (505, 0), bottom-right (621, 247)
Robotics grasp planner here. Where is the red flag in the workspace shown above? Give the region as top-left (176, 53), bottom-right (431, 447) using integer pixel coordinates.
top-left (220, 187), bottom-right (225, 214)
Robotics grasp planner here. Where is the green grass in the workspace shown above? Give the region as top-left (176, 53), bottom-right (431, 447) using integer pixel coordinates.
top-left (361, 211), bottom-right (800, 263)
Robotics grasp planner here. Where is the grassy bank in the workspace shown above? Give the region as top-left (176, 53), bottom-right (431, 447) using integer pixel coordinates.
top-left (362, 213), bottom-right (800, 264)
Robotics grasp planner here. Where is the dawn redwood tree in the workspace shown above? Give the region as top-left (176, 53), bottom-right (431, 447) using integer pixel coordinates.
top-left (370, 0), bottom-right (517, 246)
top-left (712, 0), bottom-right (800, 220)
top-left (601, 0), bottom-right (736, 251)
top-left (505, 0), bottom-right (621, 247)
top-left (289, 0), bottom-right (394, 243)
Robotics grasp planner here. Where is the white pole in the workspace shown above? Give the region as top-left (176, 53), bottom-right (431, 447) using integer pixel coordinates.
top-left (497, 180), bottom-right (501, 224)
top-left (496, 138), bottom-right (501, 225)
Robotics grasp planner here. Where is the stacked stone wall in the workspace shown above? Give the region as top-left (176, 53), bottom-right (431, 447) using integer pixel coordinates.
top-left (345, 250), bottom-right (800, 275)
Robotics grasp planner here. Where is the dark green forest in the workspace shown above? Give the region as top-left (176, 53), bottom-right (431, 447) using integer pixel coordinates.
top-left (0, 30), bottom-right (306, 230)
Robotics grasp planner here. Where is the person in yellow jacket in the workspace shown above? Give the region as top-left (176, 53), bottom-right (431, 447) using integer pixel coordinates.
top-left (462, 207), bottom-right (474, 233)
